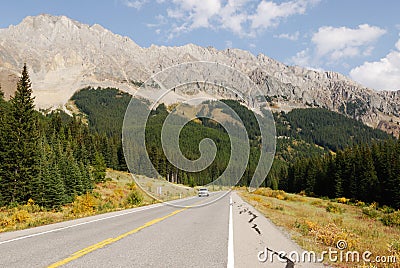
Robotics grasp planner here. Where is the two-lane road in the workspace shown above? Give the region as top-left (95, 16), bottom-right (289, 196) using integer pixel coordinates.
top-left (0, 192), bottom-right (323, 267)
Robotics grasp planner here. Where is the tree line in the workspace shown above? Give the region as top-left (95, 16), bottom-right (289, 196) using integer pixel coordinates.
top-left (0, 65), bottom-right (108, 208)
top-left (274, 108), bottom-right (392, 151)
top-left (280, 140), bottom-right (400, 208)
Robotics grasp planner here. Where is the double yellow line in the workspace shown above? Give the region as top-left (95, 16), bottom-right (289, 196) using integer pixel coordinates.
top-left (48, 207), bottom-right (187, 267)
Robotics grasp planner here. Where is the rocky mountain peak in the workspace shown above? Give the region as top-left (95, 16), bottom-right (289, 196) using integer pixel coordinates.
top-left (1, 14), bottom-right (400, 136)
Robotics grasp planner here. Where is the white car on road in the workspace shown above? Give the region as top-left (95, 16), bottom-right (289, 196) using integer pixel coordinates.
top-left (198, 188), bottom-right (209, 197)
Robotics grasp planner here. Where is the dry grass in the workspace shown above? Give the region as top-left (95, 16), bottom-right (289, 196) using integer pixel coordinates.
top-left (0, 169), bottom-right (153, 233)
top-left (133, 174), bottom-right (197, 201)
top-left (238, 187), bottom-right (400, 267)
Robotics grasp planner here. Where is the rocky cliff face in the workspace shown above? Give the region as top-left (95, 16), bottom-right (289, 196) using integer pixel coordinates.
top-left (1, 14), bottom-right (399, 136)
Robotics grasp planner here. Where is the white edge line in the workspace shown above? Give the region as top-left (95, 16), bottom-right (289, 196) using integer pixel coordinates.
top-left (0, 196), bottom-right (197, 245)
top-left (227, 195), bottom-right (234, 268)
top-left (0, 203), bottom-right (161, 245)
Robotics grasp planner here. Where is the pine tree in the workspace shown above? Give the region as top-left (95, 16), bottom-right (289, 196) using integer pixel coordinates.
top-left (92, 152), bottom-right (106, 183)
top-left (332, 152), bottom-right (344, 197)
top-left (59, 143), bottom-right (84, 201)
top-left (79, 161), bottom-right (93, 192)
top-left (358, 146), bottom-right (379, 202)
top-left (0, 64), bottom-right (39, 204)
top-left (35, 138), bottom-right (65, 208)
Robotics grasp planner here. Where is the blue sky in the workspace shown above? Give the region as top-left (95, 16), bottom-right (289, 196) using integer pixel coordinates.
top-left (1, 0), bottom-right (400, 91)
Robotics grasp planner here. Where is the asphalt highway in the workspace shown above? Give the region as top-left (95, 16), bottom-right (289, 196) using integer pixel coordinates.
top-left (0, 191), bottom-right (323, 267)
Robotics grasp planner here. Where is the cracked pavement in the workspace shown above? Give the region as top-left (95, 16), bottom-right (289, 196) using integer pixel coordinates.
top-left (231, 192), bottom-right (324, 268)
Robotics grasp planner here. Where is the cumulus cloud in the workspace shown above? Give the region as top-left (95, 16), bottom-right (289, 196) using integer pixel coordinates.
top-left (312, 24), bottom-right (386, 61)
top-left (251, 0), bottom-right (318, 30)
top-left (290, 24), bottom-right (386, 68)
top-left (142, 0), bottom-right (319, 38)
top-left (350, 37), bottom-right (400, 91)
top-left (168, 0), bottom-right (222, 30)
top-left (219, 0), bottom-right (250, 35)
top-left (291, 48), bottom-right (311, 67)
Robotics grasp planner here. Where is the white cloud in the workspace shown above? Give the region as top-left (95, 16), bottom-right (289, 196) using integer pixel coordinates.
top-left (291, 48), bottom-right (312, 67)
top-left (167, 8), bottom-right (185, 19)
top-left (251, 0), bottom-right (319, 30)
top-left (124, 0), bottom-right (148, 10)
top-left (312, 24), bottom-right (386, 61)
top-left (350, 37), bottom-right (400, 91)
top-left (290, 24), bottom-right (386, 69)
top-left (274, 31), bottom-right (299, 41)
top-left (169, 0), bottom-right (221, 29)
top-left (225, 40), bottom-right (233, 48)
top-left (146, 14), bottom-right (167, 28)
top-left (219, 0), bottom-right (250, 35)
top-left (158, 0), bottom-right (318, 38)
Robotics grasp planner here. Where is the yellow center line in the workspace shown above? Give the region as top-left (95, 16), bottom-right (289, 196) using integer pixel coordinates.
top-left (48, 207), bottom-right (187, 268)
top-left (47, 200), bottom-right (209, 268)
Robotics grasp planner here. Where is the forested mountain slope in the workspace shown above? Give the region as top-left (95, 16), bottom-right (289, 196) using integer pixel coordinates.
top-left (70, 87), bottom-right (393, 191)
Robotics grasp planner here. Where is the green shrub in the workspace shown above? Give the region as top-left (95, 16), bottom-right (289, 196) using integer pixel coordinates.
top-left (381, 211), bottom-right (400, 227)
top-left (355, 201), bottom-right (365, 207)
top-left (98, 202), bottom-right (115, 212)
top-left (389, 239), bottom-right (400, 254)
top-left (294, 220), bottom-right (312, 235)
top-left (380, 206), bottom-right (395, 214)
top-left (362, 206), bottom-right (380, 219)
top-left (126, 190), bottom-right (143, 206)
top-left (326, 202), bottom-right (344, 214)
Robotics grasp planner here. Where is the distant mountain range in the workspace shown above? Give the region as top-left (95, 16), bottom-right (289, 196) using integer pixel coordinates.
top-left (1, 14), bottom-right (400, 136)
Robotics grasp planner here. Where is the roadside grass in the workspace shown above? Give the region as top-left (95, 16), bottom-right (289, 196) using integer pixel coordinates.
top-left (0, 169), bottom-right (153, 233)
top-left (133, 175), bottom-right (197, 201)
top-left (238, 187), bottom-right (400, 267)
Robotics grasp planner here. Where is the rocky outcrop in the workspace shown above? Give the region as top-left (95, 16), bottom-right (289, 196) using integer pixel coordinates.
top-left (0, 14), bottom-right (399, 136)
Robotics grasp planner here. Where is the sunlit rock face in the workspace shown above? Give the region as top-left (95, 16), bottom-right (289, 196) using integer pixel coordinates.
top-left (1, 14), bottom-right (399, 136)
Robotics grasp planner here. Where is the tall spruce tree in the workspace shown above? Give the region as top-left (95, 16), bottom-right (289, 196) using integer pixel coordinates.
top-left (35, 137), bottom-right (65, 208)
top-left (92, 152), bottom-right (106, 183)
top-left (0, 64), bottom-right (40, 204)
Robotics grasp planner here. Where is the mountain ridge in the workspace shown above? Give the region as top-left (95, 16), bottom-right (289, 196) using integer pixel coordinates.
top-left (1, 14), bottom-right (400, 136)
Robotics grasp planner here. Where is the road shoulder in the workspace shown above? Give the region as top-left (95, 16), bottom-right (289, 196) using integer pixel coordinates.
top-left (232, 192), bottom-right (324, 268)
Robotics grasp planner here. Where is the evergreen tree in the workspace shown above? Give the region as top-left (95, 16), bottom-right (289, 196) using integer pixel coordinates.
top-left (59, 144), bottom-right (82, 201)
top-left (92, 152), bottom-right (107, 183)
top-left (332, 152), bottom-right (344, 197)
top-left (0, 64), bottom-right (39, 204)
top-left (35, 138), bottom-right (65, 208)
top-left (358, 146), bottom-right (379, 202)
top-left (79, 161), bottom-right (93, 192)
